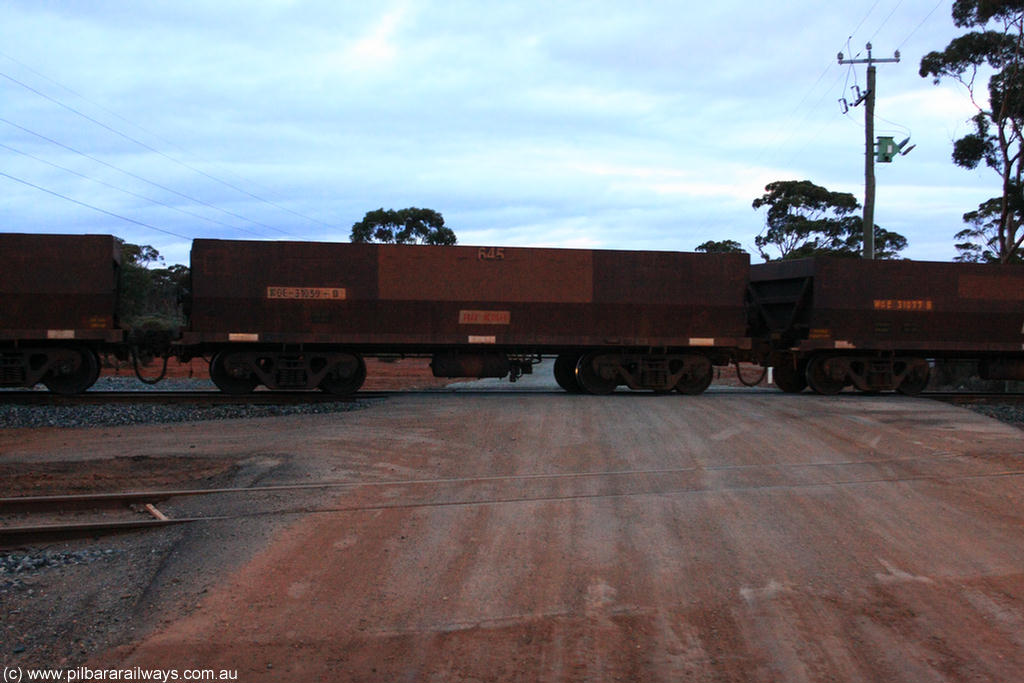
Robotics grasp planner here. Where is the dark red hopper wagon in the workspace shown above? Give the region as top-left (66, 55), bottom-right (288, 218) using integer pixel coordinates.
top-left (749, 257), bottom-right (1024, 394)
top-left (182, 239), bottom-right (751, 394)
top-left (0, 233), bottom-right (121, 393)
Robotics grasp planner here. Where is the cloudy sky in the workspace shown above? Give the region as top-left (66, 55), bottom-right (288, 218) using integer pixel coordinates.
top-left (0, 1), bottom-right (996, 265)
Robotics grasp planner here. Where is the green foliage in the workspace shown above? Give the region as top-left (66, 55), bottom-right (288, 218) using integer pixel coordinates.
top-left (951, 0), bottom-right (1024, 29)
top-left (919, 0), bottom-right (1024, 263)
top-left (115, 238), bottom-right (188, 329)
top-left (841, 223), bottom-right (909, 261)
top-left (752, 180), bottom-right (907, 261)
top-left (350, 207), bottom-right (456, 245)
top-left (956, 196), bottom-right (1024, 262)
top-left (695, 239), bottom-right (746, 254)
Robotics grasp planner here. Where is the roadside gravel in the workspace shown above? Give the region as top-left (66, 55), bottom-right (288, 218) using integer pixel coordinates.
top-left (0, 378), bottom-right (377, 429)
top-left (2, 549), bottom-right (123, 594)
top-left (963, 402), bottom-right (1024, 430)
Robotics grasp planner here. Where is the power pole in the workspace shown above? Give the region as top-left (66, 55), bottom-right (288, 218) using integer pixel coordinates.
top-left (838, 43), bottom-right (899, 259)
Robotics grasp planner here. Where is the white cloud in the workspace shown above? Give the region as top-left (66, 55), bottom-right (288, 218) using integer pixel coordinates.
top-left (329, 4), bottom-right (409, 74)
top-left (0, 0), bottom-right (1000, 265)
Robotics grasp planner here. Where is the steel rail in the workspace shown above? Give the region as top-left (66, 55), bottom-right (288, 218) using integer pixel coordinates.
top-left (0, 452), bottom-right (965, 512)
top-left (6, 444), bottom-right (1015, 518)
top-left (8, 445), bottom-right (1019, 512)
top-left (7, 464), bottom-right (1024, 547)
top-left (923, 392), bottom-right (1024, 403)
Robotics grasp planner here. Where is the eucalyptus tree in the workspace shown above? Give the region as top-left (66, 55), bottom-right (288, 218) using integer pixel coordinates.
top-left (920, 0), bottom-right (1024, 263)
top-left (350, 208), bottom-right (456, 246)
top-left (752, 180), bottom-right (907, 261)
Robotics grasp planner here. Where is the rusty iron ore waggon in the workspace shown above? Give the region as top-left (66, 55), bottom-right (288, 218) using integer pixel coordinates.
top-left (3, 233), bottom-right (1023, 395)
top-left (748, 257), bottom-right (1024, 394)
top-left (0, 234), bottom-right (123, 393)
top-left (179, 239), bottom-right (751, 395)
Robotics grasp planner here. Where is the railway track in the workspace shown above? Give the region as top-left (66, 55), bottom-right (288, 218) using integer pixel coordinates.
top-left (0, 390), bottom-right (388, 406)
top-left (922, 392), bottom-right (1024, 404)
top-left (1, 388), bottom-right (1021, 405)
top-left (7, 451), bottom-right (1024, 547)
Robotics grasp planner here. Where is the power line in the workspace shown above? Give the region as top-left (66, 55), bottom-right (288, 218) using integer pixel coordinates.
top-left (753, 1), bottom-right (895, 174)
top-left (868, 0), bottom-right (906, 44)
top-left (765, 68), bottom-right (850, 170)
top-left (0, 75), bottom-right (294, 237)
top-left (0, 141), bottom-right (266, 237)
top-left (0, 49), bottom-right (329, 230)
top-left (0, 171), bottom-right (191, 240)
top-left (850, 0), bottom-right (883, 40)
top-left (897, 0), bottom-right (945, 51)
top-left (0, 116), bottom-right (285, 237)
top-left (0, 66), bottom-right (334, 233)
top-left (874, 114), bottom-right (911, 136)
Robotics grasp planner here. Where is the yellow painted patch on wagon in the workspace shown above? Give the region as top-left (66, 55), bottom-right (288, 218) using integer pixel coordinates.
top-left (267, 287), bottom-right (346, 300)
top-left (873, 299), bottom-right (933, 311)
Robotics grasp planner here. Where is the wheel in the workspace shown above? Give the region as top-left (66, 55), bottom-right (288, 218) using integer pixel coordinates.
top-left (209, 352), bottom-right (258, 394)
top-left (675, 356), bottom-right (713, 395)
top-left (805, 356), bottom-right (846, 395)
top-left (319, 355), bottom-right (367, 396)
top-left (897, 358), bottom-right (930, 396)
top-left (772, 360), bottom-right (807, 393)
top-left (43, 348), bottom-right (100, 394)
top-left (575, 352), bottom-right (618, 395)
top-left (553, 354), bottom-right (583, 393)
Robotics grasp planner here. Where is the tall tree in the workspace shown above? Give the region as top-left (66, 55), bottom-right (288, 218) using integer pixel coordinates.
top-left (920, 1), bottom-right (1024, 263)
top-left (955, 196), bottom-right (1024, 262)
top-left (350, 207), bottom-right (456, 245)
top-left (751, 180), bottom-right (907, 261)
top-left (114, 239), bottom-right (188, 326)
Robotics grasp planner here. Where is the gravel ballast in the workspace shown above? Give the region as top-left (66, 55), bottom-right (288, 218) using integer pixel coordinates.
top-left (3, 377), bottom-right (1023, 430)
top-left (962, 403), bottom-right (1024, 430)
top-left (1, 377), bottom-right (377, 429)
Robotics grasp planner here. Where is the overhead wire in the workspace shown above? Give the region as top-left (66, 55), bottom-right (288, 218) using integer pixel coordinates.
top-left (869, 0), bottom-right (906, 44)
top-left (777, 69), bottom-right (851, 167)
top-left (0, 141), bottom-right (267, 236)
top-left (0, 117), bottom-right (279, 237)
top-left (747, 2), bottom-right (901, 247)
top-left (850, 0), bottom-right (883, 39)
top-left (852, 0), bottom-right (945, 150)
top-left (752, 0), bottom-right (885, 174)
top-left (0, 67), bottom-right (335, 235)
top-left (0, 49), bottom-right (329, 229)
top-left (897, 0), bottom-right (945, 52)
top-left (0, 171), bottom-right (191, 240)
top-left (705, 1), bottom-right (943, 253)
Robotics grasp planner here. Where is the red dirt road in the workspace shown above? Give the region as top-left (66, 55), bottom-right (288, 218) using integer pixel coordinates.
top-left (92, 388), bottom-right (1024, 681)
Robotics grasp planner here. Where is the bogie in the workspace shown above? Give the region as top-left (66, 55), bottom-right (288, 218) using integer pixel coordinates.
top-left (209, 352), bottom-right (259, 394)
top-left (772, 358), bottom-right (807, 393)
top-left (42, 347), bottom-right (101, 395)
top-left (575, 352), bottom-right (618, 395)
top-left (805, 356), bottom-right (846, 395)
top-left (209, 350), bottom-right (367, 394)
top-left (570, 352), bottom-right (716, 395)
top-left (553, 354), bottom-right (583, 393)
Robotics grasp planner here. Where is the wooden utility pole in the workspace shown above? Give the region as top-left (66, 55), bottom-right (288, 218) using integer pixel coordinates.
top-left (838, 43), bottom-right (899, 259)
